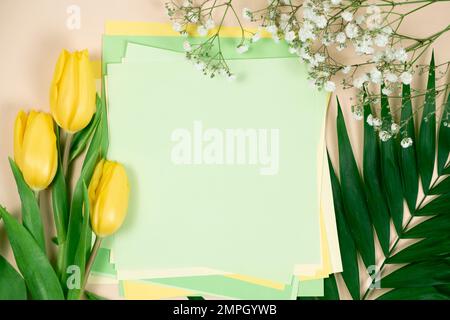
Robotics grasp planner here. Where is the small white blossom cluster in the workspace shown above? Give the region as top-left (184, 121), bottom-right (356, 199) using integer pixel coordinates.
top-left (250, 0), bottom-right (413, 97)
top-left (366, 113), bottom-right (413, 148)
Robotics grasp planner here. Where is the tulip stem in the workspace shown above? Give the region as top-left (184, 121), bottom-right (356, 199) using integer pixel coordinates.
top-left (34, 191), bottom-right (40, 206)
top-left (62, 132), bottom-right (73, 177)
top-left (80, 236), bottom-right (102, 299)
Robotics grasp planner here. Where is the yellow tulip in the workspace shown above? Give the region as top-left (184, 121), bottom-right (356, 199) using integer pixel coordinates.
top-left (50, 49), bottom-right (96, 133)
top-left (14, 110), bottom-right (58, 191)
top-left (88, 160), bottom-right (130, 237)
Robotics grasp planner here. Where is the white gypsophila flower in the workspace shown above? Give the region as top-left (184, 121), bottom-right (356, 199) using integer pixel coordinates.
top-left (401, 137), bottom-right (413, 148)
top-left (341, 11), bottom-right (353, 22)
top-left (183, 41), bottom-right (192, 52)
top-left (303, 7), bottom-right (315, 21)
top-left (395, 48), bottom-right (408, 62)
top-left (172, 22), bottom-right (183, 32)
top-left (373, 117), bottom-right (382, 127)
top-left (197, 25), bottom-right (208, 36)
top-left (342, 65), bottom-right (351, 74)
top-left (370, 68), bottom-right (382, 84)
top-left (322, 34), bottom-right (333, 46)
top-left (182, 0), bottom-right (191, 7)
top-left (242, 8), bottom-right (252, 20)
top-left (400, 71), bottom-right (413, 85)
top-left (285, 30), bottom-right (296, 43)
top-left (382, 87), bottom-right (392, 95)
top-left (353, 74), bottom-right (369, 89)
top-left (383, 26), bottom-right (393, 35)
top-left (315, 15), bottom-right (327, 29)
top-left (371, 51), bottom-right (383, 63)
top-left (314, 52), bottom-right (325, 63)
top-left (227, 73), bottom-right (237, 82)
top-left (266, 24), bottom-right (278, 34)
top-left (336, 44), bottom-right (346, 51)
top-left (324, 81), bottom-right (336, 92)
top-left (299, 48), bottom-right (312, 61)
top-left (205, 19), bottom-right (215, 30)
top-left (391, 122), bottom-right (400, 133)
top-left (367, 114), bottom-right (374, 126)
top-left (273, 35), bottom-right (280, 43)
top-left (355, 15), bottom-right (365, 25)
top-left (345, 23), bottom-right (359, 39)
top-left (194, 61), bottom-right (205, 71)
top-left (384, 48), bottom-right (395, 62)
top-left (280, 13), bottom-right (290, 22)
top-left (288, 46), bottom-right (297, 54)
top-left (354, 35), bottom-right (374, 55)
top-left (236, 44), bottom-right (249, 54)
top-left (280, 0), bottom-right (291, 5)
top-left (366, 6), bottom-right (382, 30)
top-left (331, 0), bottom-right (341, 5)
top-left (299, 21), bottom-right (315, 42)
top-left (385, 72), bottom-right (398, 83)
top-left (335, 32), bottom-right (346, 44)
top-left (379, 130), bottom-right (392, 142)
top-left (374, 33), bottom-right (389, 47)
top-left (353, 109), bottom-right (364, 120)
top-left (367, 5), bottom-right (381, 15)
top-left (251, 32), bottom-right (261, 43)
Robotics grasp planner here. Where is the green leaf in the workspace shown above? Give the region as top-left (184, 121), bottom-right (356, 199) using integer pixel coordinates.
top-left (380, 91), bottom-right (404, 234)
top-left (399, 84), bottom-right (419, 212)
top-left (85, 291), bottom-right (107, 300)
top-left (69, 95), bottom-right (102, 163)
top-left (0, 206), bottom-right (64, 300)
top-left (380, 257), bottom-right (450, 288)
top-left (51, 125), bottom-right (68, 247)
top-left (8, 158), bottom-right (46, 253)
top-left (429, 175), bottom-right (450, 194)
top-left (319, 274), bottom-right (340, 300)
top-left (415, 192), bottom-right (450, 216)
top-left (64, 96), bottom-right (108, 282)
top-left (418, 53), bottom-right (436, 194)
top-left (0, 255), bottom-right (27, 300)
top-left (336, 100), bottom-right (375, 268)
top-left (437, 91), bottom-right (450, 175)
top-left (363, 102), bottom-right (390, 256)
top-left (403, 214), bottom-right (450, 238)
top-left (328, 153), bottom-right (360, 300)
top-left (386, 236), bottom-right (450, 264)
top-left (377, 285), bottom-right (450, 300)
top-left (67, 182), bottom-right (91, 300)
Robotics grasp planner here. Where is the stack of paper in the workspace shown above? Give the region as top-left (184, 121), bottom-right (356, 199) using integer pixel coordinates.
top-left (89, 22), bottom-right (342, 300)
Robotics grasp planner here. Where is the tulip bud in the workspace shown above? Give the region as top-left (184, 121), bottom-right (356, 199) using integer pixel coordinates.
top-left (14, 111), bottom-right (58, 191)
top-left (50, 49), bottom-right (96, 133)
top-left (88, 160), bottom-right (130, 237)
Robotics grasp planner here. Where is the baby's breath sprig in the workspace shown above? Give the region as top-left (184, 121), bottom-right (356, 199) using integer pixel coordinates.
top-left (166, 0), bottom-right (252, 80)
top-left (166, 0), bottom-right (450, 144)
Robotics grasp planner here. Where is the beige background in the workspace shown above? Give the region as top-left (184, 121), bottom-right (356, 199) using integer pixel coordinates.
top-left (1, 0), bottom-right (450, 299)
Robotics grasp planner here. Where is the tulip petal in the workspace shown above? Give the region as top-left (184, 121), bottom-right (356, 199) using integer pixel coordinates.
top-left (70, 50), bottom-right (96, 132)
top-left (90, 162), bottom-right (129, 237)
top-left (21, 112), bottom-right (58, 190)
top-left (14, 110), bottom-right (28, 170)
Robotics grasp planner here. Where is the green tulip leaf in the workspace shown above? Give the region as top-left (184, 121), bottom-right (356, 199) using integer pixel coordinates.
top-left (0, 254), bottom-right (27, 300)
top-left (67, 182), bottom-right (91, 300)
top-left (64, 95), bottom-right (109, 283)
top-left (69, 95), bottom-right (102, 163)
top-left (0, 206), bottom-right (64, 300)
top-left (8, 158), bottom-right (46, 253)
top-left (336, 100), bottom-right (375, 268)
top-left (418, 53), bottom-right (436, 194)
